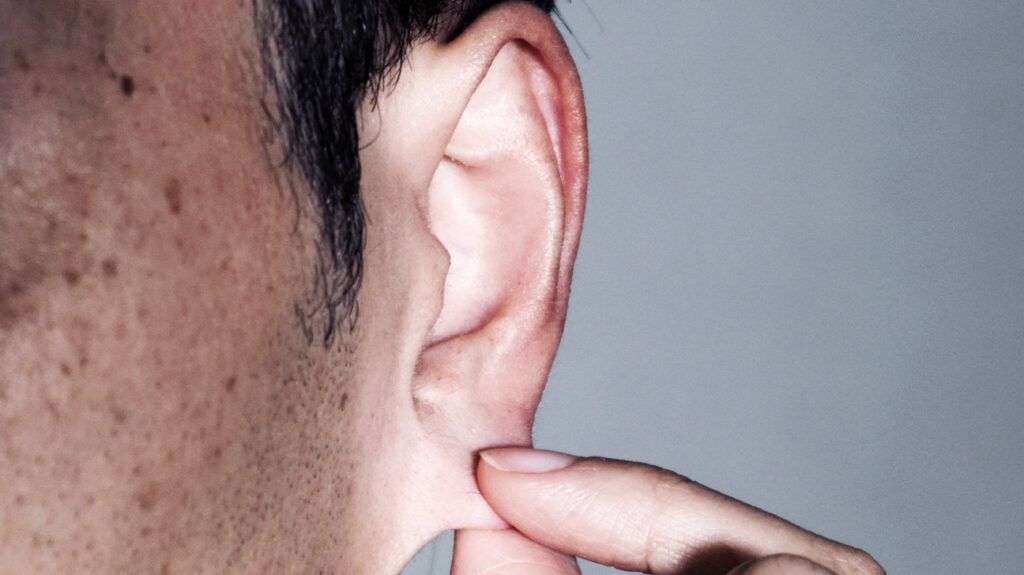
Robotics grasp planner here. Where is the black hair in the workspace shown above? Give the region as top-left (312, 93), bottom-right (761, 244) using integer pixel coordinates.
top-left (253, 0), bottom-right (555, 346)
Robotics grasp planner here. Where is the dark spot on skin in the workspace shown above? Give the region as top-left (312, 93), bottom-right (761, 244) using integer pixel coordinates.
top-left (132, 464), bottom-right (143, 477)
top-left (13, 49), bottom-right (30, 71)
top-left (224, 376), bottom-right (237, 393)
top-left (15, 494), bottom-right (26, 506)
top-left (163, 178), bottom-right (182, 215)
top-left (110, 403), bottom-right (127, 425)
top-left (1, 274), bottom-right (35, 325)
top-left (201, 112), bottom-right (211, 124)
top-left (135, 483), bottom-right (159, 512)
top-left (143, 44), bottom-right (153, 54)
top-left (339, 392), bottom-right (348, 411)
top-left (63, 269), bottom-right (81, 286)
top-left (101, 258), bottom-right (118, 277)
top-left (97, 51), bottom-right (108, 67)
top-left (119, 74), bottom-right (135, 97)
top-left (60, 363), bottom-right (71, 376)
top-left (46, 399), bottom-right (61, 420)
top-left (31, 82), bottom-right (42, 96)
top-left (140, 526), bottom-right (152, 537)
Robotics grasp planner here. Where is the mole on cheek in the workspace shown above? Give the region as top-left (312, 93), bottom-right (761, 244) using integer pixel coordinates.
top-left (119, 74), bottom-right (135, 97)
top-left (163, 179), bottom-right (182, 215)
top-left (101, 258), bottom-right (118, 277)
top-left (62, 269), bottom-right (82, 286)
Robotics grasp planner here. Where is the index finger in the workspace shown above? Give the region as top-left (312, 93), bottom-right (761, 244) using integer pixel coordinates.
top-left (475, 448), bottom-right (884, 575)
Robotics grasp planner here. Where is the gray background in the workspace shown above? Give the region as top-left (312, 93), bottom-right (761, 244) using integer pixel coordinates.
top-left (408, 2), bottom-right (1024, 573)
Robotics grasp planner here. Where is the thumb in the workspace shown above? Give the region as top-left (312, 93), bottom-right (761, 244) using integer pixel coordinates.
top-left (451, 529), bottom-right (579, 575)
top-left (475, 447), bottom-right (883, 575)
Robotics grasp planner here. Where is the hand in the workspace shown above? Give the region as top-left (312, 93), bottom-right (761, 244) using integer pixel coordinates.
top-left (452, 448), bottom-right (884, 575)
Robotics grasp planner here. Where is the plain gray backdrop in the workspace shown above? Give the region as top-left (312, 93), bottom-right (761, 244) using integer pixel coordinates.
top-left (405, 2), bottom-right (1024, 573)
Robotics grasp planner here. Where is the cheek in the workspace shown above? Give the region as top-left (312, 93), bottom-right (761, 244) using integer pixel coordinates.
top-left (0, 5), bottom-right (337, 565)
top-left (0, 89), bottom-right (315, 560)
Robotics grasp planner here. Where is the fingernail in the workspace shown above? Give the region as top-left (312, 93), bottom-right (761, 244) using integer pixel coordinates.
top-left (479, 447), bottom-right (577, 473)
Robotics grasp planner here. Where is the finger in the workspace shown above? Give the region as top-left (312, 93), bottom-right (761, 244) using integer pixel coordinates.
top-left (727, 554), bottom-right (836, 575)
top-left (476, 448), bottom-right (884, 575)
top-left (451, 528), bottom-right (580, 575)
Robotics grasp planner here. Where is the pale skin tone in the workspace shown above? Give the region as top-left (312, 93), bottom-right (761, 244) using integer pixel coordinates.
top-left (1, 1), bottom-right (883, 573)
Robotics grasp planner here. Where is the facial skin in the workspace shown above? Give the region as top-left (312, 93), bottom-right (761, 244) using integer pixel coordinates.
top-left (2, 1), bottom-right (586, 573)
top-left (1, 1), bottom-right (355, 571)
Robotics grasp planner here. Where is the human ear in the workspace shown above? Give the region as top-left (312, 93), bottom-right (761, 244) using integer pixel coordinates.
top-left (357, 1), bottom-right (586, 534)
top-left (414, 29), bottom-right (587, 449)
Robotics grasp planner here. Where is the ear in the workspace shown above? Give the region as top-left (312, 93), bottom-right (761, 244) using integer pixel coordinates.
top-left (413, 21), bottom-right (587, 450)
top-left (356, 1), bottom-right (586, 538)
